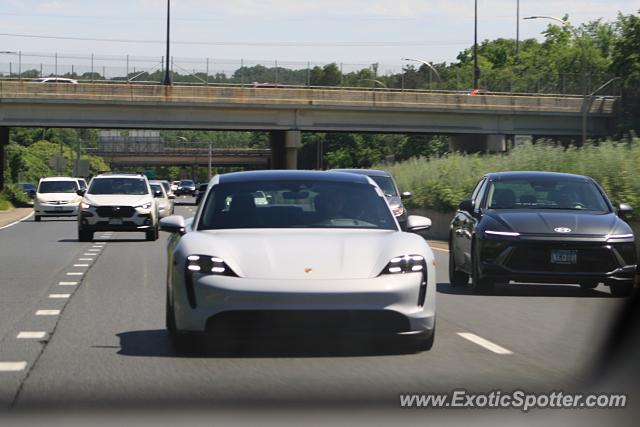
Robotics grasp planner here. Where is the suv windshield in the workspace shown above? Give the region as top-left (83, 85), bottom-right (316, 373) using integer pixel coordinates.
top-left (199, 180), bottom-right (396, 230)
top-left (368, 175), bottom-right (397, 197)
top-left (38, 180), bottom-right (78, 193)
top-left (486, 177), bottom-right (610, 212)
top-left (88, 178), bottom-right (149, 196)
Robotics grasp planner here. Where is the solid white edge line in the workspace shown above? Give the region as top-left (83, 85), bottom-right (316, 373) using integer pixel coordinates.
top-left (457, 332), bottom-right (513, 355)
top-left (0, 211), bottom-right (34, 231)
top-left (48, 294), bottom-right (71, 299)
top-left (36, 310), bottom-right (60, 316)
top-left (0, 362), bottom-right (27, 372)
top-left (430, 247), bottom-right (449, 252)
top-left (17, 331), bottom-right (47, 339)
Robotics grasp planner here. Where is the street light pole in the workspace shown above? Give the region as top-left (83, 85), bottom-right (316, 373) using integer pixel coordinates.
top-left (516, 0), bottom-right (520, 56)
top-left (163, 0), bottom-right (172, 86)
top-left (402, 58), bottom-right (442, 83)
top-left (473, 0), bottom-right (480, 89)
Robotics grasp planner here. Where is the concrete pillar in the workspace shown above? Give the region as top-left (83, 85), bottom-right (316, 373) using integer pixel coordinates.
top-left (449, 134), bottom-right (507, 153)
top-left (269, 130), bottom-right (301, 170)
top-left (0, 127), bottom-right (8, 190)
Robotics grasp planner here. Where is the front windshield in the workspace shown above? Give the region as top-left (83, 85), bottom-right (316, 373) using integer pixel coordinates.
top-left (88, 178), bottom-right (149, 196)
top-left (368, 175), bottom-right (398, 197)
top-left (180, 180), bottom-right (194, 186)
top-left (486, 177), bottom-right (610, 212)
top-left (199, 180), bottom-right (396, 230)
top-left (150, 183), bottom-right (164, 196)
top-left (37, 180), bottom-right (78, 193)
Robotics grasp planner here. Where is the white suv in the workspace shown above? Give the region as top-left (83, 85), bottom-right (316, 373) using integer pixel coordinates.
top-left (33, 177), bottom-right (82, 222)
top-left (78, 173), bottom-right (160, 241)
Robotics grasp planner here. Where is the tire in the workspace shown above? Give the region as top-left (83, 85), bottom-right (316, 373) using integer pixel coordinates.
top-left (78, 228), bottom-right (93, 242)
top-left (609, 282), bottom-right (633, 297)
top-left (449, 237), bottom-right (469, 286)
top-left (166, 292), bottom-right (196, 352)
top-left (34, 215), bottom-right (41, 222)
top-left (145, 225), bottom-right (158, 241)
top-left (471, 240), bottom-right (494, 294)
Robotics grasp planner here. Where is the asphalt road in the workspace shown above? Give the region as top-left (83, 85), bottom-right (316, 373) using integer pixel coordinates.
top-left (0, 198), bottom-right (631, 414)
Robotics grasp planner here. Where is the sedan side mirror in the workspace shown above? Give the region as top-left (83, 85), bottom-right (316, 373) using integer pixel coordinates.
top-left (459, 199), bottom-right (474, 213)
top-left (160, 215), bottom-right (186, 235)
top-left (76, 189), bottom-right (86, 196)
top-left (618, 202), bottom-right (633, 219)
top-left (406, 215), bottom-right (432, 232)
top-left (401, 191), bottom-right (412, 199)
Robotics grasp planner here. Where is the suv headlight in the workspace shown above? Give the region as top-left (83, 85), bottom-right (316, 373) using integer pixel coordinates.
top-left (185, 255), bottom-right (238, 277)
top-left (136, 202), bottom-right (152, 210)
top-left (380, 254), bottom-right (425, 275)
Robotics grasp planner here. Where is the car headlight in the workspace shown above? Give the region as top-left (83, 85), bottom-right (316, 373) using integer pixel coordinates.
top-left (136, 202), bottom-right (152, 210)
top-left (391, 205), bottom-right (405, 217)
top-left (380, 254), bottom-right (425, 275)
top-left (80, 201), bottom-right (92, 209)
top-left (185, 255), bottom-right (238, 277)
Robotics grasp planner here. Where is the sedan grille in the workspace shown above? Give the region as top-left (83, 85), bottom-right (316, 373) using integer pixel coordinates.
top-left (506, 245), bottom-right (618, 273)
top-left (96, 206), bottom-right (136, 218)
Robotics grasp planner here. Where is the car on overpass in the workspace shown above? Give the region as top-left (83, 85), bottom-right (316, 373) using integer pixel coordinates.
top-left (449, 171), bottom-right (636, 296)
top-left (30, 77), bottom-right (78, 84)
top-left (33, 177), bottom-right (82, 222)
top-left (160, 170), bottom-right (436, 351)
top-left (77, 172), bottom-right (160, 241)
top-left (331, 169), bottom-right (412, 230)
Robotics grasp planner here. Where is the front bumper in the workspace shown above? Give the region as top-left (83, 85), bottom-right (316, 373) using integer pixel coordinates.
top-left (478, 235), bottom-right (637, 285)
top-left (78, 207), bottom-right (155, 232)
top-left (34, 202), bottom-right (79, 217)
top-left (171, 272), bottom-right (436, 337)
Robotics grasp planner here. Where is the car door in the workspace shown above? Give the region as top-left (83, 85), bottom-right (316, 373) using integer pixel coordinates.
top-left (452, 178), bottom-right (483, 269)
top-left (457, 178), bottom-right (489, 271)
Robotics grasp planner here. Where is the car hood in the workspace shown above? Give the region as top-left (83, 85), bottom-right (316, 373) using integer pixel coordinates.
top-left (484, 210), bottom-right (631, 236)
top-left (84, 194), bottom-right (152, 206)
top-left (36, 192), bottom-right (80, 202)
top-left (179, 228), bottom-right (430, 280)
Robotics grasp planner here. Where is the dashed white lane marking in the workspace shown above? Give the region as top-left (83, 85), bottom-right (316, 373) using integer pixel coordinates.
top-left (17, 331), bottom-right (47, 339)
top-left (66, 272), bottom-right (84, 276)
top-left (58, 281), bottom-right (78, 286)
top-left (0, 362), bottom-right (27, 372)
top-left (73, 264), bottom-right (89, 267)
top-left (87, 249), bottom-right (100, 252)
top-left (49, 294), bottom-right (71, 299)
top-left (36, 310), bottom-right (60, 316)
top-left (457, 332), bottom-right (513, 355)
top-left (83, 253), bottom-right (96, 256)
top-left (78, 258), bottom-right (93, 261)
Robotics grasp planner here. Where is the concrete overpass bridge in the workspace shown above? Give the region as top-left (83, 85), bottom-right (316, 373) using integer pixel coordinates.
top-left (0, 81), bottom-right (619, 186)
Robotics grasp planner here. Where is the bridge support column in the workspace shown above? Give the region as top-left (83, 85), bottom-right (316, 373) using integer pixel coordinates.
top-left (449, 134), bottom-right (507, 153)
top-left (270, 130), bottom-right (300, 169)
top-left (0, 127), bottom-right (8, 190)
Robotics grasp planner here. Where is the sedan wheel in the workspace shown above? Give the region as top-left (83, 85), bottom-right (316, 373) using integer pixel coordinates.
top-left (448, 239), bottom-right (469, 286)
top-left (166, 292), bottom-right (196, 352)
top-left (470, 241), bottom-right (494, 294)
top-left (609, 282), bottom-right (633, 297)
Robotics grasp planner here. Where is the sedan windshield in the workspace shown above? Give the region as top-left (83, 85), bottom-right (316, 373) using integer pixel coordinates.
top-left (88, 178), bottom-right (149, 195)
top-left (368, 175), bottom-right (398, 197)
top-left (486, 177), bottom-right (610, 212)
top-left (37, 180), bottom-right (78, 193)
top-left (199, 180), bottom-right (396, 230)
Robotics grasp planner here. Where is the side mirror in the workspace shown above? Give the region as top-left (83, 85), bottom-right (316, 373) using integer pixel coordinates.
top-left (160, 215), bottom-right (186, 235)
top-left (76, 189), bottom-right (86, 196)
top-left (401, 191), bottom-right (412, 200)
top-left (618, 202), bottom-right (633, 218)
top-left (406, 215), bottom-right (432, 232)
top-left (459, 199), bottom-right (474, 213)
top-left (168, 194), bottom-right (176, 200)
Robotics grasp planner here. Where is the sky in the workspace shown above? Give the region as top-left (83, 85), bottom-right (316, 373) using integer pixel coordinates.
top-left (1, 1), bottom-right (638, 77)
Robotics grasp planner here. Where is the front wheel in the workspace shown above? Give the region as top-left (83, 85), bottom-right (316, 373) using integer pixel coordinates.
top-left (449, 238), bottom-right (469, 286)
top-left (34, 215), bottom-right (41, 222)
top-left (145, 225), bottom-right (158, 241)
top-left (78, 228), bottom-right (93, 242)
top-left (166, 293), bottom-right (196, 352)
top-left (471, 240), bottom-right (494, 294)
top-left (609, 282), bottom-right (633, 297)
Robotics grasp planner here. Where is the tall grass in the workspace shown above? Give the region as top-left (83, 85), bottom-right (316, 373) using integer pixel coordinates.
top-left (378, 139), bottom-right (640, 220)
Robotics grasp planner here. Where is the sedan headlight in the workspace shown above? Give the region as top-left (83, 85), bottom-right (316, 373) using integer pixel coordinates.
top-left (136, 202), bottom-right (152, 210)
top-left (380, 254), bottom-right (425, 275)
top-left (391, 205), bottom-right (405, 217)
top-left (185, 255), bottom-right (238, 277)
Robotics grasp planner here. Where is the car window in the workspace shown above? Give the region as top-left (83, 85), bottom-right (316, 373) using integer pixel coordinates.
top-left (88, 178), bottom-right (149, 195)
top-left (199, 180), bottom-right (396, 230)
top-left (486, 178), bottom-right (611, 212)
top-left (150, 183), bottom-right (165, 197)
top-left (37, 180), bottom-right (78, 193)
top-left (368, 175), bottom-right (398, 196)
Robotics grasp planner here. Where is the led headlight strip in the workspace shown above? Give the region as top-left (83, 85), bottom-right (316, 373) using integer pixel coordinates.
top-left (186, 255), bottom-right (238, 277)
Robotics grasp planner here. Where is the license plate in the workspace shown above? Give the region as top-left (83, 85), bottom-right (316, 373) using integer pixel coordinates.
top-left (550, 249), bottom-right (577, 264)
top-left (108, 218), bottom-right (123, 225)
top-left (54, 206), bottom-right (63, 211)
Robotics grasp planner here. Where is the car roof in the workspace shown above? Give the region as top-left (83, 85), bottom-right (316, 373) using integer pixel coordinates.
top-left (330, 168), bottom-right (392, 177)
top-left (219, 170), bottom-right (371, 184)
top-left (484, 171), bottom-right (592, 181)
top-left (39, 176), bottom-right (78, 182)
top-left (93, 173), bottom-right (147, 179)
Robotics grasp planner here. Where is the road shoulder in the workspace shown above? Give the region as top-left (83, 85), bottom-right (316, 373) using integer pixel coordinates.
top-left (0, 208), bottom-right (33, 229)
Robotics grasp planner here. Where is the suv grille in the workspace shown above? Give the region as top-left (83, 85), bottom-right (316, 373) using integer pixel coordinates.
top-left (96, 206), bottom-right (136, 218)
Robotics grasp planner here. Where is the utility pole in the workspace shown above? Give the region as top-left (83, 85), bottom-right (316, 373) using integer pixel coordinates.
top-left (473, 0), bottom-right (480, 89)
top-left (163, 0), bottom-right (172, 86)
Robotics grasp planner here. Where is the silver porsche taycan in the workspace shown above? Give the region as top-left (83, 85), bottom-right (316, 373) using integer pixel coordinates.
top-left (160, 170), bottom-right (436, 351)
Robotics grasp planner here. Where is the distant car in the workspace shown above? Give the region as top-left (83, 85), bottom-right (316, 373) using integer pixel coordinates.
top-left (156, 180), bottom-right (173, 197)
top-left (449, 171), bottom-right (637, 296)
top-left (150, 181), bottom-right (174, 218)
top-left (77, 172), bottom-right (159, 241)
top-left (160, 170), bottom-right (435, 351)
top-left (18, 183), bottom-right (37, 199)
top-left (171, 181), bottom-right (180, 193)
top-left (195, 183), bottom-right (209, 205)
top-left (33, 177), bottom-right (82, 222)
top-left (176, 179), bottom-right (196, 196)
top-left (31, 77), bottom-right (78, 84)
top-left (331, 169), bottom-right (411, 230)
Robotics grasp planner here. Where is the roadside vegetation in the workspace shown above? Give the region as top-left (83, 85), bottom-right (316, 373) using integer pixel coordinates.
top-left (379, 138), bottom-right (640, 220)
